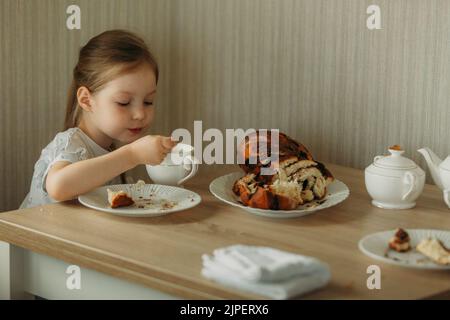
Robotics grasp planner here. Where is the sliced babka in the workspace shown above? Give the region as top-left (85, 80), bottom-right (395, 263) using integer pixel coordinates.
top-left (233, 131), bottom-right (334, 210)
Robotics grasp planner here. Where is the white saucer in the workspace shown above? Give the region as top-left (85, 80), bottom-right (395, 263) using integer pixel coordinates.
top-left (359, 229), bottom-right (450, 270)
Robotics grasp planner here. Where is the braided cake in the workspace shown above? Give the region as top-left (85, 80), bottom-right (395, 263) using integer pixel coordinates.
top-left (233, 131), bottom-right (334, 210)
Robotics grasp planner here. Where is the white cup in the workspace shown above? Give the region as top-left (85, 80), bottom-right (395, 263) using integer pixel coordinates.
top-left (146, 143), bottom-right (199, 186)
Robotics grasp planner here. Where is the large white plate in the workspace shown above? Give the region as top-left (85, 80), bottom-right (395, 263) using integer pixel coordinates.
top-left (358, 229), bottom-right (450, 270)
top-left (209, 172), bottom-right (350, 218)
top-left (78, 184), bottom-right (201, 217)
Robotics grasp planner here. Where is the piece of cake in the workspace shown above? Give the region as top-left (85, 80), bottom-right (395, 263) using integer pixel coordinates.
top-left (107, 189), bottom-right (134, 208)
top-left (388, 228), bottom-right (411, 252)
top-left (416, 238), bottom-right (450, 265)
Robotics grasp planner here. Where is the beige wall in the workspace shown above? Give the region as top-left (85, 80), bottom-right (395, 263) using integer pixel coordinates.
top-left (1, 0), bottom-right (450, 211)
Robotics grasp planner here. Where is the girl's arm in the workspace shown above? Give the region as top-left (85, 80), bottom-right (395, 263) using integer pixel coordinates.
top-left (46, 135), bottom-right (177, 202)
top-left (46, 144), bottom-right (137, 201)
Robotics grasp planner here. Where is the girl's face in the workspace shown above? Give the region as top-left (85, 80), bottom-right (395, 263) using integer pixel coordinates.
top-left (89, 63), bottom-right (157, 144)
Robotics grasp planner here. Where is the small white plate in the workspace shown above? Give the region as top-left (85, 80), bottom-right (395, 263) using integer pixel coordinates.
top-left (209, 172), bottom-right (350, 218)
top-left (78, 184), bottom-right (201, 217)
top-left (358, 229), bottom-right (450, 270)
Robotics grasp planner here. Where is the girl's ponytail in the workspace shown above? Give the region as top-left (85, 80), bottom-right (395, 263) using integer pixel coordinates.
top-left (64, 79), bottom-right (80, 130)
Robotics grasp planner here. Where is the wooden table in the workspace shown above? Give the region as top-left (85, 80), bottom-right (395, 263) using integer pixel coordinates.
top-left (0, 164), bottom-right (449, 299)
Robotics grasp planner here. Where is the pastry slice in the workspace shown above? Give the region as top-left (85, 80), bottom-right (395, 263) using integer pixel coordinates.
top-left (388, 228), bottom-right (411, 252)
top-left (107, 189), bottom-right (134, 208)
top-left (416, 238), bottom-right (450, 265)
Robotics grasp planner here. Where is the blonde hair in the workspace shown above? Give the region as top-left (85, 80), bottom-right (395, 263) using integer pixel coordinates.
top-left (64, 29), bottom-right (159, 130)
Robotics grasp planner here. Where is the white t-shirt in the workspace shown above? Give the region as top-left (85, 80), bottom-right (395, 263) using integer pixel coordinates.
top-left (20, 127), bottom-right (125, 209)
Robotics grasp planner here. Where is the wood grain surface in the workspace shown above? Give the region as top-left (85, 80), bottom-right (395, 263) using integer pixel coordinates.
top-left (0, 163), bottom-right (449, 299)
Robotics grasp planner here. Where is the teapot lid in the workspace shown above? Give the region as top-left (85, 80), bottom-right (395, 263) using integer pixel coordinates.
top-left (374, 145), bottom-right (417, 170)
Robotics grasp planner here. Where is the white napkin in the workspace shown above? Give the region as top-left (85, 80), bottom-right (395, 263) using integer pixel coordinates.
top-left (201, 245), bottom-right (331, 300)
top-left (212, 245), bottom-right (322, 282)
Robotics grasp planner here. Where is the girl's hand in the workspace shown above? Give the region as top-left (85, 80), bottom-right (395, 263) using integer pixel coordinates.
top-left (129, 135), bottom-right (178, 166)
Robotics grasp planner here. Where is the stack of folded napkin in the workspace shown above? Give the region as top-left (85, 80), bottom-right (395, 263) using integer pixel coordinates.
top-left (201, 244), bottom-right (331, 300)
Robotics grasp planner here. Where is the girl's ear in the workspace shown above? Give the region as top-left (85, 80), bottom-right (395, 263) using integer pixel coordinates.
top-left (77, 86), bottom-right (93, 112)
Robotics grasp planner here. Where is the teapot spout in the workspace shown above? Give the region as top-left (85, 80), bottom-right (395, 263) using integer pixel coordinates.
top-left (418, 147), bottom-right (443, 189)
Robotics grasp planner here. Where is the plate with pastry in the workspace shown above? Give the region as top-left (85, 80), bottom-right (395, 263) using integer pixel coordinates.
top-left (209, 131), bottom-right (350, 218)
top-left (358, 228), bottom-right (450, 270)
top-left (78, 180), bottom-right (201, 217)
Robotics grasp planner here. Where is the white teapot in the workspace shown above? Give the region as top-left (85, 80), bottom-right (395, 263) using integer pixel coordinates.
top-left (365, 146), bottom-right (425, 209)
top-left (418, 147), bottom-right (450, 208)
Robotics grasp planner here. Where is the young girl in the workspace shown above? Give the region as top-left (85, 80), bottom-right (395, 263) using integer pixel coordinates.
top-left (20, 29), bottom-right (177, 209)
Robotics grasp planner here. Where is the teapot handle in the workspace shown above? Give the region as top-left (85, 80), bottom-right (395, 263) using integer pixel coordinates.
top-left (443, 189), bottom-right (450, 208)
top-left (373, 155), bottom-right (383, 162)
top-left (402, 171), bottom-right (416, 201)
top-left (177, 155), bottom-right (199, 186)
